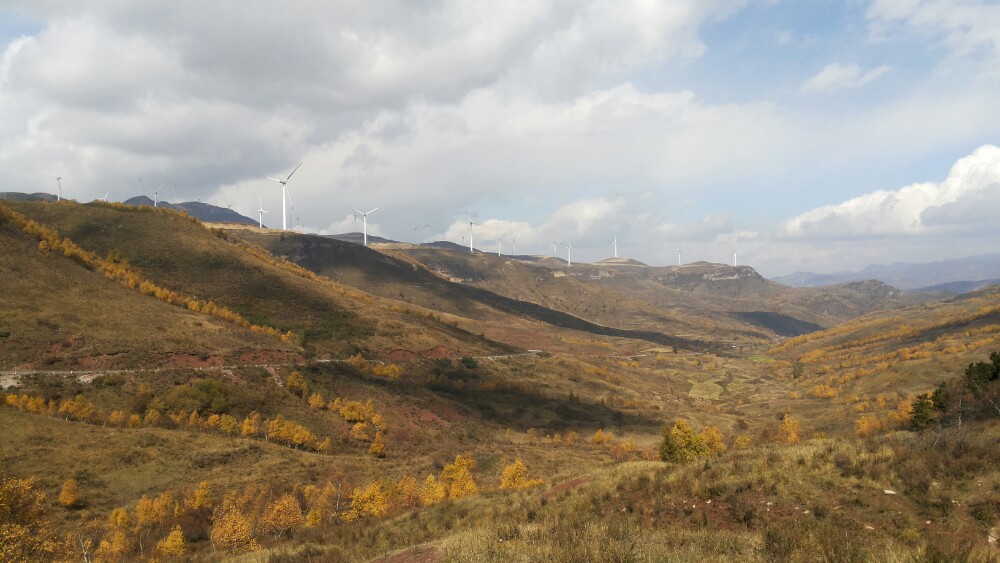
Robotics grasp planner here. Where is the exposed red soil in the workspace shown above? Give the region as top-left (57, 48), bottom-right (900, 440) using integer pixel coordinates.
top-left (164, 353), bottom-right (225, 368)
top-left (371, 544), bottom-right (439, 563)
top-left (74, 353), bottom-right (127, 370)
top-left (544, 477), bottom-right (588, 499)
top-left (385, 346), bottom-right (459, 360)
top-left (236, 350), bottom-right (305, 365)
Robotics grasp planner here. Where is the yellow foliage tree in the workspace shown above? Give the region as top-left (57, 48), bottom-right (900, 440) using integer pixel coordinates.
top-left (259, 494), bottom-right (304, 538)
top-left (441, 455), bottom-right (478, 500)
top-left (855, 415), bottom-right (882, 438)
top-left (420, 474), bottom-right (446, 507)
top-left (346, 482), bottom-right (388, 520)
top-left (393, 476), bottom-right (420, 509)
top-left (58, 479), bottom-right (79, 509)
top-left (241, 411), bottom-right (260, 437)
top-left (592, 429), bottom-right (609, 445)
top-left (351, 421), bottom-right (371, 441)
top-left (210, 510), bottom-right (260, 555)
top-left (779, 416), bottom-right (801, 445)
top-left (307, 392), bottom-right (326, 410)
top-left (369, 431), bottom-right (386, 458)
top-left (95, 507), bottom-right (133, 561)
top-left (0, 477), bottom-right (61, 561)
top-left (499, 459), bottom-right (543, 490)
top-left (155, 525), bottom-right (186, 558)
top-left (191, 481), bottom-right (212, 511)
top-left (700, 426), bottom-right (726, 455)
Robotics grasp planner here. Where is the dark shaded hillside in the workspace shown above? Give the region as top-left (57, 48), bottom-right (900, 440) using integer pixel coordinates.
top-left (731, 312), bottom-right (823, 337)
top-left (233, 230), bottom-right (717, 352)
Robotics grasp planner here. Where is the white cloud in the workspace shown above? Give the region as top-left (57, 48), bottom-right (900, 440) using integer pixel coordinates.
top-left (802, 63), bottom-right (890, 93)
top-left (781, 144), bottom-right (1000, 239)
top-left (867, 0), bottom-right (1000, 60)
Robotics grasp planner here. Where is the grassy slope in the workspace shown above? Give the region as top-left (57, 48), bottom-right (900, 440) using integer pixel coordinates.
top-left (2, 201), bottom-right (509, 362)
top-left (0, 219), bottom-right (290, 369)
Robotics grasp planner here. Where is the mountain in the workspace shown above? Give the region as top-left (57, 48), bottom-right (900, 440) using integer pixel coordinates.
top-left (322, 232), bottom-right (400, 245)
top-left (772, 253), bottom-right (1000, 290)
top-left (0, 191), bottom-right (58, 202)
top-left (123, 196), bottom-right (259, 225)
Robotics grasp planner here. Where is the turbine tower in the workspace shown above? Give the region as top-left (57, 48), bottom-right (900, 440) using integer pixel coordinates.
top-left (676, 247), bottom-right (682, 266)
top-left (497, 238), bottom-right (502, 257)
top-left (552, 241), bottom-right (558, 258)
top-left (468, 219), bottom-right (475, 253)
top-left (153, 186), bottom-right (160, 208)
top-left (54, 177), bottom-right (62, 202)
top-left (266, 162), bottom-right (303, 231)
top-left (733, 249), bottom-right (738, 267)
top-left (256, 197), bottom-right (268, 228)
top-left (354, 207), bottom-right (378, 246)
top-left (566, 242), bottom-right (574, 267)
top-left (610, 236), bottom-right (618, 259)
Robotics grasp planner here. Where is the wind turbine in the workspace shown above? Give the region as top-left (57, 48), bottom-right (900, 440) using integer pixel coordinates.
top-left (497, 237), bottom-right (502, 257)
top-left (266, 162), bottom-right (303, 231)
top-left (153, 184), bottom-right (161, 208)
top-left (354, 207), bottom-right (378, 246)
top-left (566, 242), bottom-right (574, 267)
top-left (256, 197), bottom-right (268, 228)
top-left (552, 241), bottom-right (559, 258)
top-left (733, 249), bottom-right (738, 267)
top-left (222, 197), bottom-right (233, 209)
top-left (101, 193), bottom-right (109, 202)
top-left (676, 246), bottom-right (682, 266)
top-left (468, 219), bottom-right (475, 253)
top-left (54, 177), bottom-right (62, 202)
top-left (137, 175), bottom-right (144, 195)
top-left (610, 236), bottom-right (618, 259)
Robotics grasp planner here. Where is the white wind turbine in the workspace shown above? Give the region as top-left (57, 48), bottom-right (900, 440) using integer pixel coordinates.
top-left (610, 236), bottom-right (618, 259)
top-left (497, 237), bottom-right (503, 257)
top-left (54, 177), bottom-right (62, 202)
top-left (552, 241), bottom-right (559, 258)
top-left (101, 193), bottom-right (109, 202)
top-left (468, 219), bottom-right (475, 253)
top-left (676, 246), bottom-right (682, 266)
top-left (256, 197), bottom-right (268, 228)
top-left (266, 162), bottom-right (303, 231)
top-left (566, 242), bottom-right (574, 267)
top-left (153, 183), bottom-right (163, 208)
top-left (354, 207), bottom-right (378, 246)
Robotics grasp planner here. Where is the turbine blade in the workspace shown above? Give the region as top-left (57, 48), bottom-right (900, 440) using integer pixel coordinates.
top-left (265, 177), bottom-right (282, 183)
top-left (285, 162), bottom-right (303, 182)
top-left (365, 207), bottom-right (377, 214)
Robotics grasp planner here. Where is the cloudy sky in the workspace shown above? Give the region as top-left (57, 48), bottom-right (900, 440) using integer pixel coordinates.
top-left (1, 1), bottom-right (998, 276)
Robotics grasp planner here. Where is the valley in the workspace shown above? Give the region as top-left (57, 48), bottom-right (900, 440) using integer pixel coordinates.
top-left (1, 200), bottom-right (998, 561)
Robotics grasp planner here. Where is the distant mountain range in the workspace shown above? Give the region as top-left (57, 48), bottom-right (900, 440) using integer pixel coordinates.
top-left (123, 196), bottom-right (258, 226)
top-left (772, 254), bottom-right (1000, 291)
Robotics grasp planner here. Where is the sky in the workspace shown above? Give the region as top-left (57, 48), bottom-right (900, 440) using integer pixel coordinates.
top-left (1, 1), bottom-right (998, 277)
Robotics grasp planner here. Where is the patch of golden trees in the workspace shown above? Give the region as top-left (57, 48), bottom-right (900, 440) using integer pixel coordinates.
top-left (3, 392), bottom-right (331, 453)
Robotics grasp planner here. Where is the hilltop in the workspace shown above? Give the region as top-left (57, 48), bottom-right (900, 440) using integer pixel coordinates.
top-left (773, 253), bottom-right (1000, 290)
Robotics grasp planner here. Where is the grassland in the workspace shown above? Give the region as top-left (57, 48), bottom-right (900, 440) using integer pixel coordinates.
top-left (2, 199), bottom-right (999, 561)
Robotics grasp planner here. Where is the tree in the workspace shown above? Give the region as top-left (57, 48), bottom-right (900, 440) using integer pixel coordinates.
top-left (241, 412), bottom-right (260, 436)
top-left (855, 415), bottom-right (881, 438)
top-left (909, 393), bottom-right (936, 431)
top-left (346, 482), bottom-right (388, 520)
top-left (499, 459), bottom-right (543, 490)
top-left (58, 479), bottom-right (79, 509)
top-left (307, 392), bottom-right (325, 410)
top-left (95, 507), bottom-right (133, 561)
top-left (286, 371), bottom-right (308, 398)
top-left (660, 419), bottom-right (708, 463)
top-left (778, 415), bottom-right (800, 445)
top-left (699, 426), bottom-right (726, 455)
top-left (259, 494), bottom-right (304, 538)
top-left (210, 510), bottom-right (259, 555)
top-left (0, 477), bottom-right (61, 561)
top-left (420, 474), bottom-right (446, 506)
top-left (369, 431), bottom-right (386, 457)
top-left (156, 525), bottom-right (186, 558)
top-left (442, 455), bottom-right (478, 499)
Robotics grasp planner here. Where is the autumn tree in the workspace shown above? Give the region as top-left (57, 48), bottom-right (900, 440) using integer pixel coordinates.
top-left (699, 426), bottom-right (726, 456)
top-left (778, 415), bottom-right (801, 444)
top-left (441, 455), bottom-right (478, 499)
top-left (855, 415), bottom-right (881, 438)
top-left (0, 477), bottom-right (62, 561)
top-left (260, 494), bottom-right (304, 538)
top-left (286, 371), bottom-right (308, 398)
top-left (420, 474), bottom-right (446, 506)
top-left (210, 509), bottom-right (259, 555)
top-left (156, 525), bottom-right (186, 558)
top-left (660, 418), bottom-right (709, 463)
top-left (95, 507), bottom-right (134, 561)
top-left (241, 411), bottom-right (261, 437)
top-left (58, 479), bottom-right (80, 509)
top-left (499, 459), bottom-right (543, 490)
top-left (369, 431), bottom-right (386, 458)
top-left (307, 392), bottom-right (325, 410)
top-left (346, 482), bottom-right (388, 520)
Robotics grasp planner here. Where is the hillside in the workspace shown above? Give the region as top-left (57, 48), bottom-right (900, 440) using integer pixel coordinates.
top-left (123, 196), bottom-right (259, 226)
top-left (227, 228), bottom-right (744, 354)
top-left (2, 201), bottom-right (999, 562)
top-left (391, 248), bottom-right (919, 336)
top-left (0, 200), bottom-right (510, 368)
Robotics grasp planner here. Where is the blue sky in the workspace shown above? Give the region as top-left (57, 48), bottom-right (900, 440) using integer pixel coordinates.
top-left (1, 1), bottom-right (998, 276)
